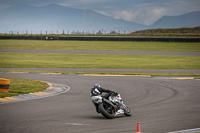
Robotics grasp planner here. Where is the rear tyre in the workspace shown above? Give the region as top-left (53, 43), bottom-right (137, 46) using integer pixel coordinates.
top-left (98, 103), bottom-right (115, 119)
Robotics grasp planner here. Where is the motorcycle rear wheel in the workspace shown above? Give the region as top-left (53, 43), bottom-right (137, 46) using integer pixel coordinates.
top-left (98, 103), bottom-right (115, 119)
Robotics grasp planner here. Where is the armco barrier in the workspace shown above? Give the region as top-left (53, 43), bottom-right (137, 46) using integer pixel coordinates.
top-left (0, 78), bottom-right (10, 93)
top-left (0, 36), bottom-right (57, 40)
top-left (58, 36), bottom-right (200, 42)
top-left (0, 36), bottom-right (200, 42)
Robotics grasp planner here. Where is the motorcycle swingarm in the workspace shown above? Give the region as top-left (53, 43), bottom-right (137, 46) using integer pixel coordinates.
top-left (103, 98), bottom-right (118, 111)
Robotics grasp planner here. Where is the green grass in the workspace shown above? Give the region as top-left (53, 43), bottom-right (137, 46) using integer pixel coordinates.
top-left (0, 77), bottom-right (48, 98)
top-left (0, 40), bottom-right (200, 51)
top-left (130, 26), bottom-right (200, 37)
top-left (1, 52), bottom-right (200, 69)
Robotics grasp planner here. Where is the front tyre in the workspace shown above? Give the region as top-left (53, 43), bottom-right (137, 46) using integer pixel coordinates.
top-left (124, 105), bottom-right (132, 116)
top-left (98, 103), bottom-right (115, 119)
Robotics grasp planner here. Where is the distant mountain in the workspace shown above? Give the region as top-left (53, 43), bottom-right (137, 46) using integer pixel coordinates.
top-left (0, 4), bottom-right (199, 34)
top-left (151, 11), bottom-right (200, 28)
top-left (0, 4), bottom-right (146, 33)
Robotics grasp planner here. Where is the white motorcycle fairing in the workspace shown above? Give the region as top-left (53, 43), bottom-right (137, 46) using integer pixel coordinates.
top-left (91, 95), bottom-right (102, 104)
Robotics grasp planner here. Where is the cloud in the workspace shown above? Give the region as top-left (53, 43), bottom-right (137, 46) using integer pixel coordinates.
top-left (95, 2), bottom-right (167, 25)
top-left (105, 7), bottom-right (166, 25)
top-left (93, 0), bottom-right (200, 25)
top-left (143, 7), bottom-right (166, 25)
top-left (163, 0), bottom-right (200, 15)
top-left (113, 11), bottom-right (138, 21)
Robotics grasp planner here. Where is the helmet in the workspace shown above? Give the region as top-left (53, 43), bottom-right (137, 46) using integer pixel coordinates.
top-left (94, 84), bottom-right (101, 88)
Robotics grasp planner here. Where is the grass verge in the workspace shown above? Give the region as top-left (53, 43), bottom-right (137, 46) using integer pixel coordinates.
top-left (0, 40), bottom-right (200, 51)
top-left (0, 77), bottom-right (48, 98)
top-left (1, 52), bottom-right (200, 69)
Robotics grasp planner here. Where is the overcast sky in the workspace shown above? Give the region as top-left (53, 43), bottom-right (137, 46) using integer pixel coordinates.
top-left (0, 0), bottom-right (200, 25)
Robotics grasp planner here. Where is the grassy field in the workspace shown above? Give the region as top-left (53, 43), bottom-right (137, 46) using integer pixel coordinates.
top-left (1, 52), bottom-right (200, 69)
top-left (0, 40), bottom-right (200, 51)
top-left (0, 77), bottom-right (48, 98)
top-left (0, 40), bottom-right (200, 75)
top-left (130, 26), bottom-right (200, 37)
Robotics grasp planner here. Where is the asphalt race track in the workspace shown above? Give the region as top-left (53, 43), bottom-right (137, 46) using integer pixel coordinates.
top-left (0, 72), bottom-right (200, 133)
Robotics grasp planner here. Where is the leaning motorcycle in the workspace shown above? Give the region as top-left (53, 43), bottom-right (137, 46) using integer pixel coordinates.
top-left (91, 93), bottom-right (132, 119)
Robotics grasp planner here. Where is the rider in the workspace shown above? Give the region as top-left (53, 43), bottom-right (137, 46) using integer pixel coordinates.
top-left (90, 83), bottom-right (117, 113)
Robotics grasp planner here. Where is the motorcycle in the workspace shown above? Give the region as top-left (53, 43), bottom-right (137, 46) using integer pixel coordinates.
top-left (91, 93), bottom-right (132, 119)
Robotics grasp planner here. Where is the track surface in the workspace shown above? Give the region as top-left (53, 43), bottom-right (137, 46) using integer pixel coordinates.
top-left (0, 72), bottom-right (200, 133)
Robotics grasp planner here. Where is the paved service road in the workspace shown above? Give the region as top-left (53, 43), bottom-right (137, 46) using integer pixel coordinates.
top-left (0, 72), bottom-right (200, 133)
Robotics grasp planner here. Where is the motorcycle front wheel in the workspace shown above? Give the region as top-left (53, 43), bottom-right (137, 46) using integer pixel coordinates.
top-left (124, 105), bottom-right (132, 116)
top-left (98, 103), bottom-right (115, 119)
